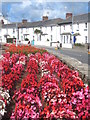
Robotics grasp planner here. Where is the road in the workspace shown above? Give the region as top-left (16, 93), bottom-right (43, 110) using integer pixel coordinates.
top-left (35, 45), bottom-right (89, 65)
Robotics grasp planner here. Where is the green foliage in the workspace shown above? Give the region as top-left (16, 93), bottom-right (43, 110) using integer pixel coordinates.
top-left (74, 43), bottom-right (85, 47)
top-left (25, 38), bottom-right (29, 41)
top-left (7, 38), bottom-right (13, 43)
top-left (34, 29), bottom-right (42, 34)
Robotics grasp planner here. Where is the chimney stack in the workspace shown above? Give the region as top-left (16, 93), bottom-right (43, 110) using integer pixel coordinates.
top-left (1, 20), bottom-right (4, 24)
top-left (22, 19), bottom-right (27, 24)
top-left (42, 16), bottom-right (48, 21)
top-left (66, 13), bottom-right (72, 19)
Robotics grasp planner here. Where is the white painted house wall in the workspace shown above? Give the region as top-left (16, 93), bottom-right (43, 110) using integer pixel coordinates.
top-left (1, 28), bottom-right (17, 43)
top-left (0, 14), bottom-right (89, 49)
top-left (61, 24), bottom-right (72, 48)
top-left (60, 22), bottom-right (88, 48)
top-left (73, 23), bottom-right (88, 44)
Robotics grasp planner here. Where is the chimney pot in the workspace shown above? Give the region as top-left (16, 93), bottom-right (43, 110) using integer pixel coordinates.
top-left (22, 19), bottom-right (27, 23)
top-left (66, 13), bottom-right (72, 19)
top-left (1, 20), bottom-right (4, 24)
top-left (42, 16), bottom-right (48, 21)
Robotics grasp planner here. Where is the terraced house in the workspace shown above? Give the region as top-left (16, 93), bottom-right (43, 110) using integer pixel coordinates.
top-left (0, 12), bottom-right (89, 48)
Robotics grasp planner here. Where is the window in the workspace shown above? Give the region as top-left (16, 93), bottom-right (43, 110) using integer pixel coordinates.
top-left (64, 25), bottom-right (65, 30)
top-left (70, 25), bottom-right (72, 29)
top-left (85, 23), bottom-right (87, 28)
top-left (13, 28), bottom-right (15, 33)
top-left (51, 35), bottom-right (52, 41)
top-left (61, 35), bottom-right (63, 42)
top-left (70, 36), bottom-right (72, 43)
top-left (67, 35), bottom-right (68, 43)
top-left (85, 36), bottom-right (87, 43)
top-left (51, 26), bottom-right (52, 31)
top-left (64, 36), bottom-right (65, 43)
top-left (40, 35), bottom-right (41, 41)
top-left (21, 36), bottom-right (23, 40)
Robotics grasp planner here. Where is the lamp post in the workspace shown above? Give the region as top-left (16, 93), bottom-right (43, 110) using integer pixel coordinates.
top-left (72, 14), bottom-right (74, 45)
top-left (71, 3), bottom-right (74, 46)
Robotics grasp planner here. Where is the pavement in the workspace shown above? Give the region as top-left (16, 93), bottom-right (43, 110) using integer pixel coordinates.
top-left (35, 45), bottom-right (90, 82)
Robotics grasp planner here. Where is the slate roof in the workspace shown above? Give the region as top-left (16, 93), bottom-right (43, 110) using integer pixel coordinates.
top-left (58, 13), bottom-right (90, 25)
top-left (2, 18), bottom-right (63, 28)
top-left (2, 23), bottom-right (17, 28)
top-left (18, 18), bottom-right (63, 28)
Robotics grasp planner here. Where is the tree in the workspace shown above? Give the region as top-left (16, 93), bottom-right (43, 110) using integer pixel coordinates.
top-left (34, 29), bottom-right (42, 41)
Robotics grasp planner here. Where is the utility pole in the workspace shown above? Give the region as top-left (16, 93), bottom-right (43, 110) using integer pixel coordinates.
top-left (72, 3), bottom-right (74, 46)
top-left (72, 13), bottom-right (74, 44)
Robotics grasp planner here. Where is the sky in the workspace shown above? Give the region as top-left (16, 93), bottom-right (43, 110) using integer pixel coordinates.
top-left (0, 0), bottom-right (89, 22)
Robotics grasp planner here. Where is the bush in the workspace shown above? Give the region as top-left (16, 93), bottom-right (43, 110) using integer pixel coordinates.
top-left (74, 43), bottom-right (85, 47)
top-left (7, 38), bottom-right (13, 43)
top-left (25, 38), bottom-right (29, 41)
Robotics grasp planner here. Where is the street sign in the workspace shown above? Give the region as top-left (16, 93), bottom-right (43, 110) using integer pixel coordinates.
top-left (71, 32), bottom-right (74, 34)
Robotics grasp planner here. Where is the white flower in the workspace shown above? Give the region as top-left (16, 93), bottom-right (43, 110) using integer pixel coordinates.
top-left (0, 109), bottom-right (6, 116)
top-left (0, 100), bottom-right (5, 109)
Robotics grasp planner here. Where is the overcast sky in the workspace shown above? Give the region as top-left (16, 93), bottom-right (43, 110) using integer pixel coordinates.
top-left (1, 0), bottom-right (89, 22)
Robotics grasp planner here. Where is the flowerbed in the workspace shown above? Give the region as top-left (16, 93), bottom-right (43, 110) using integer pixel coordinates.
top-left (0, 45), bottom-right (89, 120)
top-left (0, 52), bottom-right (27, 118)
top-left (1, 52), bottom-right (25, 90)
top-left (6, 44), bottom-right (47, 55)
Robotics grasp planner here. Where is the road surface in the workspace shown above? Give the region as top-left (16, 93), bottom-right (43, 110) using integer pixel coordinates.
top-left (35, 45), bottom-right (89, 65)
